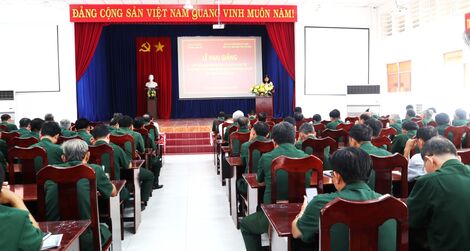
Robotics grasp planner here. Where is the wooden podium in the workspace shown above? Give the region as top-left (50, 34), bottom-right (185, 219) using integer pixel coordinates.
top-left (255, 96), bottom-right (273, 118)
top-left (146, 87), bottom-right (158, 119)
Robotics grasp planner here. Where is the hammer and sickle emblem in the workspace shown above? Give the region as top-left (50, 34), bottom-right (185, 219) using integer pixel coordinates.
top-left (139, 42), bottom-right (151, 52)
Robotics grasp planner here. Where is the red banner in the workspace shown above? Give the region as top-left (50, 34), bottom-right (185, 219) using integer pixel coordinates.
top-left (70, 5), bottom-right (296, 23)
top-left (466, 13), bottom-right (470, 32)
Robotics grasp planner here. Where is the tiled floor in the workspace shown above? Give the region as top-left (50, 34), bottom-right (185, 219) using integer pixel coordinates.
top-left (122, 154), bottom-right (245, 251)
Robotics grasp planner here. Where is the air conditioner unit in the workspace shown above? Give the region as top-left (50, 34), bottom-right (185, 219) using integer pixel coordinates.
top-left (346, 85), bottom-right (381, 116)
top-left (0, 91), bottom-right (16, 120)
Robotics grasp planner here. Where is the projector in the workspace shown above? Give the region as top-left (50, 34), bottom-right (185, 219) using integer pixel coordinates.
top-left (212, 24), bottom-right (225, 30)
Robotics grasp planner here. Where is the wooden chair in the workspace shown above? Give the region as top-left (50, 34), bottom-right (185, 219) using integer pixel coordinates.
top-left (229, 132), bottom-right (250, 157)
top-left (379, 127), bottom-right (397, 138)
top-left (266, 121), bottom-right (275, 131)
top-left (321, 129), bottom-right (347, 148)
top-left (370, 153), bottom-right (408, 198)
top-left (247, 140), bottom-right (274, 173)
top-left (110, 134), bottom-right (138, 159)
top-left (7, 146), bottom-right (48, 185)
top-left (416, 120), bottom-right (424, 128)
top-left (427, 121), bottom-right (437, 127)
top-left (144, 124), bottom-right (159, 141)
top-left (320, 194), bottom-right (408, 251)
top-left (457, 149), bottom-right (470, 165)
top-left (228, 125), bottom-right (239, 139)
top-left (379, 118), bottom-right (389, 128)
top-left (133, 128), bottom-right (152, 149)
top-left (58, 135), bottom-right (83, 145)
top-left (1, 131), bottom-right (20, 147)
top-left (271, 155), bottom-right (324, 203)
top-left (320, 120), bottom-right (331, 126)
top-left (0, 124), bottom-right (8, 132)
top-left (302, 137), bottom-right (338, 162)
top-left (371, 136), bottom-right (392, 152)
top-left (37, 165), bottom-right (112, 251)
top-left (11, 137), bottom-right (39, 148)
top-left (336, 123), bottom-right (354, 133)
top-left (270, 118), bottom-right (283, 124)
top-left (411, 117), bottom-right (422, 122)
top-left (444, 126), bottom-right (470, 149)
top-left (89, 144), bottom-right (116, 180)
top-left (345, 116), bottom-right (359, 124)
top-left (313, 123), bottom-right (326, 137)
top-left (249, 118), bottom-right (257, 127)
top-left (220, 121), bottom-right (231, 143)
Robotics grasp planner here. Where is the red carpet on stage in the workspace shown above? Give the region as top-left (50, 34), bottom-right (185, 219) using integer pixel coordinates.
top-left (156, 118), bottom-right (213, 154)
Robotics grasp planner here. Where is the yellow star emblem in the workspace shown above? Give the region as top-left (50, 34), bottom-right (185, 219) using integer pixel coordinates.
top-left (155, 42), bottom-right (165, 53)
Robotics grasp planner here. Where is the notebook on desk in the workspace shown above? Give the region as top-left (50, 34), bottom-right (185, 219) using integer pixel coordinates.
top-left (41, 234), bottom-right (63, 250)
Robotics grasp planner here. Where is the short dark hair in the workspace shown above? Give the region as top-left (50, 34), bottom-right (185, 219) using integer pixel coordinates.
top-left (294, 112), bottom-right (304, 122)
top-left (360, 113), bottom-right (371, 122)
top-left (364, 118), bottom-right (382, 137)
top-left (435, 113), bottom-right (450, 126)
top-left (455, 108), bottom-right (467, 120)
top-left (258, 112), bottom-right (267, 122)
top-left (118, 115), bottom-right (133, 128)
top-left (218, 111), bottom-right (225, 118)
top-left (421, 136), bottom-right (457, 160)
top-left (402, 121), bottom-right (419, 131)
top-left (40, 122), bottom-right (61, 137)
top-left (406, 105), bottom-right (414, 110)
top-left (44, 113), bottom-right (54, 122)
top-left (406, 109), bottom-right (416, 118)
top-left (91, 125), bottom-right (110, 139)
top-left (237, 116), bottom-right (249, 127)
top-left (271, 122), bottom-right (295, 145)
top-left (74, 118), bottom-right (90, 130)
top-left (416, 126), bottom-right (438, 142)
top-left (349, 124), bottom-right (372, 142)
top-left (19, 118), bottom-right (31, 128)
top-left (294, 107), bottom-right (302, 113)
top-left (133, 117), bottom-right (145, 129)
top-left (329, 109), bottom-right (340, 119)
top-left (30, 118), bottom-right (45, 132)
top-left (142, 114), bottom-right (152, 122)
top-left (253, 122), bottom-right (269, 137)
top-left (312, 114), bottom-right (322, 123)
top-left (299, 123), bottom-right (314, 135)
top-left (1, 114), bottom-right (11, 122)
top-left (283, 116), bottom-right (295, 126)
top-left (110, 114), bottom-right (123, 126)
top-left (428, 107), bottom-right (437, 113)
top-left (330, 147), bottom-right (372, 184)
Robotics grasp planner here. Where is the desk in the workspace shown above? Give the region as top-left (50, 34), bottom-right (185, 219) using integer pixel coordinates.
top-left (261, 203), bottom-right (302, 251)
top-left (226, 156), bottom-right (243, 229)
top-left (39, 220), bottom-right (90, 251)
top-left (8, 183), bottom-right (37, 202)
top-left (122, 160), bottom-right (143, 234)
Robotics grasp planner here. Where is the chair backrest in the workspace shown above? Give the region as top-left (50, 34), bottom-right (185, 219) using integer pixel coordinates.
top-left (228, 125), bottom-right (238, 137)
top-left (110, 134), bottom-right (137, 159)
top-left (37, 165), bottom-right (102, 251)
top-left (89, 144), bottom-right (116, 180)
top-left (270, 118), bottom-right (283, 124)
top-left (249, 118), bottom-right (258, 127)
top-left (336, 123), bottom-right (354, 133)
top-left (444, 126), bottom-right (470, 149)
top-left (271, 155), bottom-right (323, 203)
top-left (458, 149), bottom-right (470, 165)
top-left (144, 124), bottom-right (159, 140)
top-left (345, 117), bottom-right (359, 124)
top-left (411, 117), bottom-right (421, 122)
top-left (1, 131), bottom-right (20, 147)
top-left (134, 128), bottom-right (152, 148)
top-left (379, 127), bottom-right (397, 138)
top-left (0, 125), bottom-right (8, 132)
top-left (371, 136), bottom-right (392, 152)
top-left (229, 132), bottom-right (250, 156)
top-left (320, 120), bottom-right (331, 126)
top-left (370, 153), bottom-right (408, 197)
top-left (220, 122), bottom-right (231, 141)
top-left (302, 137), bottom-right (338, 161)
top-left (248, 140), bottom-right (274, 173)
top-left (320, 194), bottom-right (408, 251)
top-left (11, 137), bottom-right (39, 148)
top-left (58, 135), bottom-right (83, 145)
top-left (313, 123), bottom-right (326, 137)
top-left (321, 129), bottom-right (347, 148)
top-left (416, 120), bottom-right (424, 128)
top-left (379, 118), bottom-right (389, 128)
top-left (427, 121), bottom-right (437, 127)
top-left (7, 146), bottom-right (48, 185)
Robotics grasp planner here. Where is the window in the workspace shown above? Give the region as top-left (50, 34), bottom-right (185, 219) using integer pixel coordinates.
top-left (387, 60), bottom-right (412, 92)
top-left (443, 50), bottom-right (470, 89)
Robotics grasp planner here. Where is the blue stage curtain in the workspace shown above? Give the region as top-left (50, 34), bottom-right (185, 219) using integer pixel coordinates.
top-left (77, 24), bottom-right (294, 119)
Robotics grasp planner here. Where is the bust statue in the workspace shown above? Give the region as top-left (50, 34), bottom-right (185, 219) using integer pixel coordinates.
top-left (145, 74), bottom-right (158, 89)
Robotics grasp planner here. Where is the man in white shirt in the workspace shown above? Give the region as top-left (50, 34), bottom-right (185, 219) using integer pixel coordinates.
top-left (404, 126), bottom-right (438, 182)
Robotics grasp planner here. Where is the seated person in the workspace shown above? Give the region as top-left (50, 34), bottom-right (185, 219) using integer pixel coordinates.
top-left (108, 113), bottom-right (122, 133)
top-left (283, 116), bottom-right (296, 127)
top-left (257, 112), bottom-right (267, 122)
top-left (32, 122), bottom-right (64, 169)
top-left (406, 104), bottom-right (414, 111)
top-left (402, 109), bottom-right (416, 123)
top-left (295, 123), bottom-right (316, 150)
top-left (365, 118), bottom-right (383, 137)
top-left (294, 106), bottom-right (304, 122)
top-left (59, 119), bottom-right (77, 137)
top-left (326, 109), bottom-right (343, 129)
top-left (113, 115), bottom-right (145, 158)
top-left (407, 136), bottom-right (470, 251)
top-left (248, 110), bottom-right (257, 120)
top-left (13, 118), bottom-right (31, 137)
top-left (142, 113), bottom-right (159, 140)
top-left (348, 124), bottom-right (391, 190)
top-left (45, 139), bottom-right (117, 251)
top-left (44, 113), bottom-right (54, 122)
top-left (311, 114), bottom-right (322, 125)
top-left (0, 166), bottom-right (42, 250)
top-left (452, 108), bottom-right (469, 126)
top-left (223, 110), bottom-right (244, 142)
top-left (222, 116), bottom-right (251, 178)
top-left (212, 111), bottom-right (225, 133)
top-left (403, 126), bottom-right (438, 183)
top-left (421, 109), bottom-right (434, 126)
top-left (435, 112), bottom-right (450, 136)
top-left (28, 118), bottom-right (45, 140)
top-left (240, 122), bottom-right (309, 251)
top-left (391, 121), bottom-right (419, 154)
top-left (358, 112), bottom-right (371, 125)
top-left (388, 114), bottom-right (402, 132)
top-left (75, 118), bottom-right (93, 145)
top-left (0, 114), bottom-right (17, 131)
top-left (292, 147), bottom-right (396, 251)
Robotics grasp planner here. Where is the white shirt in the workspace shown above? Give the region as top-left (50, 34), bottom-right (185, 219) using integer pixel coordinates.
top-left (408, 153), bottom-right (426, 181)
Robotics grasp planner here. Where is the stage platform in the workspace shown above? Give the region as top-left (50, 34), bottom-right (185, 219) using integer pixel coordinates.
top-left (155, 118), bottom-right (213, 154)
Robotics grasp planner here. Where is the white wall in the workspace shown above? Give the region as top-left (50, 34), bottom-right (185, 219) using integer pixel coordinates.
top-left (0, 1), bottom-right (77, 124)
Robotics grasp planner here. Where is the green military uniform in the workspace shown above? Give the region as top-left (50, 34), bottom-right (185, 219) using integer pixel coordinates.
top-left (240, 143), bottom-right (309, 251)
top-left (0, 205), bottom-right (42, 251)
top-left (391, 130), bottom-right (417, 154)
top-left (145, 123), bottom-right (159, 141)
top-left (359, 142), bottom-right (391, 190)
top-left (144, 129), bottom-right (162, 188)
top-left (452, 119), bottom-right (469, 126)
top-left (45, 161), bottom-right (113, 251)
top-left (13, 128), bottom-right (31, 137)
top-left (223, 122), bottom-right (238, 142)
top-left (0, 139), bottom-right (7, 162)
top-left (437, 124), bottom-right (448, 136)
top-left (236, 135), bottom-right (268, 194)
top-left (326, 120), bottom-right (343, 130)
top-left (295, 135), bottom-right (332, 170)
top-left (0, 121), bottom-right (18, 131)
top-left (76, 130), bottom-right (93, 145)
top-left (61, 128), bottom-right (77, 137)
top-left (28, 131), bottom-right (40, 140)
top-left (211, 117), bottom-right (224, 133)
top-left (422, 118), bottom-right (433, 126)
top-left (112, 128), bottom-right (144, 155)
top-left (222, 126), bottom-right (250, 179)
top-left (407, 159), bottom-right (470, 251)
top-left (390, 122), bottom-right (402, 133)
top-left (297, 182), bottom-right (396, 251)
top-left (32, 138), bottom-right (64, 171)
top-left (107, 126), bottom-right (117, 133)
top-left (402, 117), bottom-right (413, 123)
